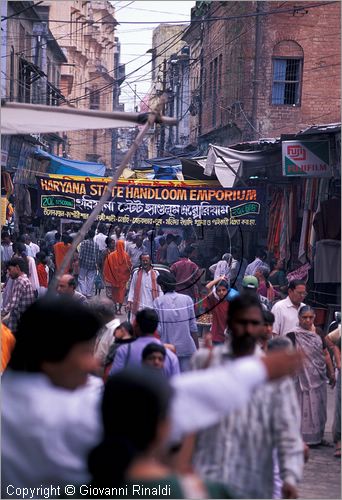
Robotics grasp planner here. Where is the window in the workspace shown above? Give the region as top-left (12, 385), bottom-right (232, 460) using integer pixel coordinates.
top-left (18, 58), bottom-right (31, 103)
top-left (89, 86), bottom-right (100, 109)
top-left (272, 58), bottom-right (302, 105)
top-left (272, 41), bottom-right (303, 105)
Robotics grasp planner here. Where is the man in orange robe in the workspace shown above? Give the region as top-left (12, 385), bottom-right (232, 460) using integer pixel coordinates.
top-left (103, 240), bottom-right (132, 314)
top-left (53, 233), bottom-right (73, 272)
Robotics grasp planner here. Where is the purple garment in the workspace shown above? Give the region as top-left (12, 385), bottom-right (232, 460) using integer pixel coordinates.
top-left (109, 336), bottom-right (180, 377)
top-left (245, 258), bottom-right (263, 277)
top-left (154, 292), bottom-right (198, 357)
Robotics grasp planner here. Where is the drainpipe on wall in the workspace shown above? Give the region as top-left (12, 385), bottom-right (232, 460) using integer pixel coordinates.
top-left (198, 18), bottom-right (204, 141)
top-left (251, 1), bottom-right (263, 140)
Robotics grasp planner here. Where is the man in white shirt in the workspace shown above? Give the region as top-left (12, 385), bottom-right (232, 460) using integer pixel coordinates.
top-left (2, 296), bottom-right (103, 495)
top-left (88, 296), bottom-right (120, 372)
top-left (127, 235), bottom-right (144, 268)
top-left (271, 280), bottom-right (307, 336)
top-left (93, 224), bottom-right (107, 252)
top-left (127, 254), bottom-right (162, 317)
top-left (23, 234), bottom-right (40, 258)
top-left (245, 248), bottom-right (268, 277)
top-left (1, 231), bottom-right (13, 267)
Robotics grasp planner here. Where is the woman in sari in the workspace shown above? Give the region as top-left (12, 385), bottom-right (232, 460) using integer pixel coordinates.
top-left (103, 240), bottom-right (132, 314)
top-left (269, 259), bottom-right (288, 295)
top-left (255, 265), bottom-right (280, 304)
top-left (287, 305), bottom-right (336, 445)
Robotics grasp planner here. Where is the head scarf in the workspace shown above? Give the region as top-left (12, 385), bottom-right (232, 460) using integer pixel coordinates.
top-left (114, 240), bottom-right (128, 266)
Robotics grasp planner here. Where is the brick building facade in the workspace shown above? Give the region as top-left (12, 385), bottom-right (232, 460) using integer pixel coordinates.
top-left (186, 1), bottom-right (341, 151)
top-left (45, 0), bottom-right (117, 169)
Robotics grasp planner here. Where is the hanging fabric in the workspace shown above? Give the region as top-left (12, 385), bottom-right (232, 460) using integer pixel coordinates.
top-left (279, 189), bottom-right (290, 264)
top-left (267, 189), bottom-right (282, 259)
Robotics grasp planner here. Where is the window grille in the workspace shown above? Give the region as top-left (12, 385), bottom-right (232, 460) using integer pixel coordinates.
top-left (272, 58), bottom-right (302, 105)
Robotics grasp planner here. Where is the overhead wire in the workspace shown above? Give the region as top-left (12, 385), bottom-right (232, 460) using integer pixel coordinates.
top-left (67, 26), bottom-right (188, 105)
top-left (8, 2), bottom-right (338, 24)
top-left (1, 1), bottom-right (44, 22)
top-left (1, 10), bottom-right (112, 60)
top-left (115, 1), bottom-right (136, 14)
top-left (70, 25), bottom-right (187, 90)
top-left (2, 14), bottom-right (188, 108)
top-left (71, 2), bottom-right (242, 110)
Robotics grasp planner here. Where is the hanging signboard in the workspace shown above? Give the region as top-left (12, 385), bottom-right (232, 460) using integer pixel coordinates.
top-left (282, 140), bottom-right (331, 177)
top-left (46, 173), bottom-right (221, 187)
top-left (36, 175), bottom-right (263, 228)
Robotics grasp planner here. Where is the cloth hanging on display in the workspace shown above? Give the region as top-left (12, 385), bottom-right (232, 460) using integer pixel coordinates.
top-left (279, 190), bottom-right (290, 264)
top-left (313, 198), bottom-right (341, 241)
top-left (1, 173), bottom-right (14, 199)
top-left (314, 240), bottom-right (341, 283)
top-left (298, 179), bottom-right (320, 264)
top-left (267, 189), bottom-right (290, 263)
top-left (1, 198), bottom-right (8, 226)
top-left (267, 190), bottom-right (282, 260)
top-left (288, 185), bottom-right (297, 241)
top-left (287, 263), bottom-right (311, 283)
top-left (298, 209), bottom-right (310, 264)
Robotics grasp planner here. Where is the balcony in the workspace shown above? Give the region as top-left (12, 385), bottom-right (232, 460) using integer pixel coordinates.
top-left (88, 58), bottom-right (114, 83)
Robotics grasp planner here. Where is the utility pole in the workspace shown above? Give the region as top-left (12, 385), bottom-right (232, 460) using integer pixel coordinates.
top-left (133, 84), bottom-right (137, 112)
top-left (198, 18), bottom-right (204, 141)
top-left (158, 58), bottom-right (167, 157)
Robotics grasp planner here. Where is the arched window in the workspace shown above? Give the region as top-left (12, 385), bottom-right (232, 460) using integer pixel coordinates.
top-left (271, 40), bottom-right (304, 105)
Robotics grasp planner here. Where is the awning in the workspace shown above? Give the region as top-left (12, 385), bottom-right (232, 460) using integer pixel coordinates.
top-left (1, 102), bottom-right (175, 135)
top-left (34, 149), bottom-right (105, 177)
top-left (202, 143), bottom-right (282, 187)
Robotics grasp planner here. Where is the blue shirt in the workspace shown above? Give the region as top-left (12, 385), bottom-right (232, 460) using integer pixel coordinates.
top-left (110, 336), bottom-right (180, 378)
top-left (154, 292), bottom-right (198, 357)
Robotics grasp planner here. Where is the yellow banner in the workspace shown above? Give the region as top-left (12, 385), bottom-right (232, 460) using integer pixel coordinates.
top-left (45, 173), bottom-right (220, 187)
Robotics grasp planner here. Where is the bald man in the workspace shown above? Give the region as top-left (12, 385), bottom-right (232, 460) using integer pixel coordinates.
top-left (57, 274), bottom-right (87, 304)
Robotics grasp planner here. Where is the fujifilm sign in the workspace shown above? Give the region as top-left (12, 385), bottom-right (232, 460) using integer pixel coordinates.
top-left (282, 140), bottom-right (331, 177)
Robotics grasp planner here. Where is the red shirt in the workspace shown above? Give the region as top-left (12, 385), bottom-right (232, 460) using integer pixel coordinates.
top-left (36, 263), bottom-right (48, 288)
top-left (170, 258), bottom-right (199, 298)
top-left (206, 293), bottom-right (229, 343)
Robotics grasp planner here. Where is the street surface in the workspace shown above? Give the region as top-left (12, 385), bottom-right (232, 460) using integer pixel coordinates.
top-left (299, 387), bottom-right (341, 499)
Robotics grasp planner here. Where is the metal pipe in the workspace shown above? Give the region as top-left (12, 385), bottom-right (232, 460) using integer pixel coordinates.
top-left (251, 1), bottom-right (262, 139)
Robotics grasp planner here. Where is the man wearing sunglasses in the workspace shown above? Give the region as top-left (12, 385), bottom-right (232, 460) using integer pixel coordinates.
top-left (271, 280), bottom-right (307, 337)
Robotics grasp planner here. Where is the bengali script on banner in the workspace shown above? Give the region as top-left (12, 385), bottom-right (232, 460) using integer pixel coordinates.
top-left (36, 176), bottom-right (263, 227)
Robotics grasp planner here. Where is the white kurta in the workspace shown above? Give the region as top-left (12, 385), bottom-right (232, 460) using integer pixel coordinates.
top-left (127, 268), bottom-right (162, 311)
top-left (2, 372), bottom-right (103, 492)
top-left (27, 256), bottom-right (39, 292)
top-left (94, 317), bottom-right (121, 366)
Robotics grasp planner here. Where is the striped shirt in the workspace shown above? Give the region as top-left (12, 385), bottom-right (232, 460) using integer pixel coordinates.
top-left (192, 344), bottom-right (304, 499)
top-left (2, 275), bottom-right (35, 333)
top-left (78, 240), bottom-right (99, 271)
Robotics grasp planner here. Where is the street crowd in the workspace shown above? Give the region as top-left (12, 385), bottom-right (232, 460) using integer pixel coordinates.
top-left (1, 222), bottom-right (341, 499)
